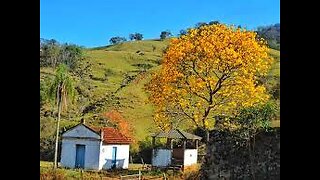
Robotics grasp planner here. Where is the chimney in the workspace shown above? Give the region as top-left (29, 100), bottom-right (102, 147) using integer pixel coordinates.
top-left (81, 118), bottom-right (85, 124)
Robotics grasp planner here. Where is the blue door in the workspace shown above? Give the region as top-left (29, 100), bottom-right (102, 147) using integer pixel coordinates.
top-left (75, 145), bottom-right (85, 168)
top-left (112, 147), bottom-right (117, 168)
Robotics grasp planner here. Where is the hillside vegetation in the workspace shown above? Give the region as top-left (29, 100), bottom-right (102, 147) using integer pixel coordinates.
top-left (256, 23), bottom-right (280, 50)
top-left (40, 38), bottom-right (280, 159)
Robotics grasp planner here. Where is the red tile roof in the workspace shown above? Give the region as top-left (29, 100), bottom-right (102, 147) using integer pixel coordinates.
top-left (87, 125), bottom-right (132, 145)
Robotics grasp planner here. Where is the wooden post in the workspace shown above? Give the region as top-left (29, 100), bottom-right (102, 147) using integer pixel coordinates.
top-left (152, 137), bottom-right (155, 148)
top-left (100, 129), bottom-right (104, 140)
top-left (138, 170), bottom-right (141, 180)
top-left (195, 139), bottom-right (199, 149)
top-left (183, 140), bottom-right (187, 166)
top-left (151, 137), bottom-right (155, 166)
top-left (163, 172), bottom-right (167, 180)
top-left (183, 140), bottom-right (186, 150)
top-left (166, 138), bottom-right (172, 149)
top-left (168, 138), bottom-right (173, 167)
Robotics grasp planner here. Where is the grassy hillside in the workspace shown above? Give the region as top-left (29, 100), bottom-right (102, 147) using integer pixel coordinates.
top-left (40, 39), bottom-right (280, 154)
top-left (83, 40), bottom-right (169, 140)
top-left (40, 39), bottom-right (170, 152)
top-left (268, 48), bottom-right (280, 76)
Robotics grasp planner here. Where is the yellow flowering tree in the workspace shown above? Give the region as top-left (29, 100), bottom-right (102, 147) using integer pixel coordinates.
top-left (146, 24), bottom-right (273, 142)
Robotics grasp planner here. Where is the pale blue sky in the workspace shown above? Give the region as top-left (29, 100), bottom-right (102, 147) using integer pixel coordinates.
top-left (40, 0), bottom-right (280, 47)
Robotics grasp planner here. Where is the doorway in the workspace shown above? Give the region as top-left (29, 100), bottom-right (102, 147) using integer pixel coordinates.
top-left (75, 144), bottom-right (86, 168)
top-left (112, 147), bottom-right (117, 168)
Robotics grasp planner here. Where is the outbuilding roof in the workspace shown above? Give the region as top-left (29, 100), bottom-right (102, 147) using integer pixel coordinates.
top-left (89, 126), bottom-right (132, 145)
top-left (150, 129), bottom-right (202, 140)
top-left (63, 122), bottom-right (132, 145)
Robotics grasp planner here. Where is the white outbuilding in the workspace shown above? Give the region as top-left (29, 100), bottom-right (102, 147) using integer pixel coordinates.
top-left (60, 120), bottom-right (132, 170)
top-left (150, 129), bottom-right (202, 170)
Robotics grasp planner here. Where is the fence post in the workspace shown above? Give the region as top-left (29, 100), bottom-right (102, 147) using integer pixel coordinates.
top-left (141, 157), bottom-right (145, 168)
top-left (163, 172), bottom-right (167, 180)
top-left (139, 170), bottom-right (141, 180)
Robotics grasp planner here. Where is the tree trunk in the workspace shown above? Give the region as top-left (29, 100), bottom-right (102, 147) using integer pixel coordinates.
top-left (54, 97), bottom-right (62, 169)
top-left (205, 129), bottom-right (210, 144)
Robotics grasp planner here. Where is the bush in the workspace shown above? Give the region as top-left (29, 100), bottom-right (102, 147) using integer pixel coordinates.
top-left (131, 138), bottom-right (153, 164)
top-left (40, 117), bottom-right (56, 160)
top-left (183, 164), bottom-right (201, 180)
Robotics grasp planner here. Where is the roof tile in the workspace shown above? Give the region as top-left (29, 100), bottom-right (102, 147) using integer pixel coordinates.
top-left (88, 125), bottom-right (132, 144)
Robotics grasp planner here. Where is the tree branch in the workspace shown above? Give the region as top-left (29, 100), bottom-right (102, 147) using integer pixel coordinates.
top-left (179, 104), bottom-right (200, 128)
top-left (184, 79), bottom-right (210, 103)
top-left (191, 60), bottom-right (213, 94)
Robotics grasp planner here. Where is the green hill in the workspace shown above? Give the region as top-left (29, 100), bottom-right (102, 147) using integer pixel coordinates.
top-left (40, 39), bottom-right (280, 157)
top-left (40, 39), bottom-right (170, 155)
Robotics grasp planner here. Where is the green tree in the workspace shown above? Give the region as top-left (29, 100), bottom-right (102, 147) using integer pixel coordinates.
top-left (235, 101), bottom-right (277, 178)
top-left (160, 30), bottom-right (172, 40)
top-left (109, 36), bottom-right (127, 45)
top-left (129, 33), bottom-right (135, 41)
top-left (135, 33), bottom-right (143, 40)
top-left (59, 44), bottom-right (83, 70)
top-left (129, 33), bottom-right (143, 41)
top-left (48, 64), bottom-right (76, 169)
top-left (45, 40), bottom-right (60, 68)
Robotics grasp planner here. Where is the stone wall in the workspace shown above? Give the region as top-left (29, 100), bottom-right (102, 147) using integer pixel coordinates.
top-left (200, 128), bottom-right (280, 180)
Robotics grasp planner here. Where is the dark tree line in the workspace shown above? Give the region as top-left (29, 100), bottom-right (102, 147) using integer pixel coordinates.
top-left (40, 38), bottom-right (84, 70)
top-left (181, 21), bottom-right (280, 50)
top-left (107, 21), bottom-right (280, 51)
top-left (195, 20), bottom-right (220, 28)
top-left (109, 33), bottom-right (143, 45)
top-left (256, 23), bottom-right (280, 50)
top-left (178, 20), bottom-right (221, 37)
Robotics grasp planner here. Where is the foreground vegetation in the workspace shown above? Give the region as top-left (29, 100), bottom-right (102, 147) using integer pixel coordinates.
top-left (40, 161), bottom-right (200, 179)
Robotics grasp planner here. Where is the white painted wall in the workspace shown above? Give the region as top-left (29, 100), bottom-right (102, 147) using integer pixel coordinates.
top-left (62, 124), bottom-right (100, 139)
top-left (99, 144), bottom-right (130, 170)
top-left (152, 149), bottom-right (172, 167)
top-left (60, 124), bottom-right (131, 170)
top-left (183, 149), bottom-right (198, 166)
top-left (60, 125), bottom-right (102, 170)
top-left (60, 138), bottom-right (101, 170)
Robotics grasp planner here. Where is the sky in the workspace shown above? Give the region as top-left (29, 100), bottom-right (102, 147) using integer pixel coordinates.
top-left (40, 0), bottom-right (280, 48)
